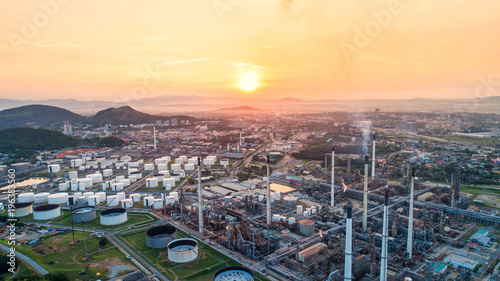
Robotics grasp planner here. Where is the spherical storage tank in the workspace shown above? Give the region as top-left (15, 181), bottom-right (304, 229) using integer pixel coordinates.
top-left (72, 206), bottom-right (96, 222)
top-left (33, 204), bottom-right (61, 220)
top-left (168, 238), bottom-right (199, 263)
top-left (146, 225), bottom-right (177, 248)
top-left (213, 266), bottom-right (255, 281)
top-left (13, 202), bottom-right (33, 217)
top-left (100, 208), bottom-right (127, 225)
top-left (48, 193), bottom-right (68, 205)
top-left (298, 219), bottom-right (315, 236)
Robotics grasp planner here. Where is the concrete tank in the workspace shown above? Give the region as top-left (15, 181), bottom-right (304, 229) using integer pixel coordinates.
top-left (72, 206), bottom-right (96, 222)
top-left (146, 225), bottom-right (177, 248)
top-left (298, 219), bottom-right (315, 236)
top-left (213, 266), bottom-right (255, 281)
top-left (168, 238), bottom-right (199, 263)
top-left (13, 202), bottom-right (33, 217)
top-left (100, 208), bottom-right (127, 225)
top-left (33, 204), bottom-right (61, 220)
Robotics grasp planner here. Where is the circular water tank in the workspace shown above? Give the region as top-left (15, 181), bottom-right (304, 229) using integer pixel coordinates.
top-left (95, 192), bottom-right (106, 202)
top-left (48, 193), bottom-right (68, 205)
top-left (33, 204), bottom-right (61, 220)
top-left (146, 225), bottom-right (177, 248)
top-left (107, 195), bottom-right (119, 206)
top-left (13, 202), bottom-right (33, 217)
top-left (288, 217), bottom-right (296, 224)
top-left (296, 205), bottom-right (303, 215)
top-left (79, 166), bottom-right (85, 171)
top-left (154, 199), bottom-right (164, 209)
top-left (83, 192), bottom-right (94, 199)
top-left (121, 199), bottom-right (133, 208)
top-left (87, 195), bottom-right (100, 206)
top-left (298, 219), bottom-right (315, 236)
top-left (58, 182), bottom-right (68, 191)
top-left (18, 193), bottom-right (35, 203)
top-left (34, 192), bottom-right (50, 204)
top-left (72, 206), bottom-right (96, 222)
top-left (283, 196), bottom-right (298, 208)
top-left (73, 192), bottom-right (82, 199)
top-left (144, 196), bottom-right (155, 207)
top-left (130, 193), bottom-right (141, 203)
top-left (213, 266), bottom-right (254, 281)
top-left (168, 238), bottom-right (199, 263)
top-left (100, 208), bottom-right (127, 225)
top-left (117, 192), bottom-right (126, 202)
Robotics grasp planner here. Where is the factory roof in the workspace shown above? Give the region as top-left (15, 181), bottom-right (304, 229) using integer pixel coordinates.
top-left (444, 253), bottom-right (479, 268)
top-left (475, 229), bottom-right (489, 236)
top-left (434, 262), bottom-right (447, 274)
top-left (298, 243), bottom-right (327, 258)
top-left (221, 183), bottom-right (248, 192)
top-left (270, 183), bottom-right (296, 194)
top-left (209, 186), bottom-right (234, 196)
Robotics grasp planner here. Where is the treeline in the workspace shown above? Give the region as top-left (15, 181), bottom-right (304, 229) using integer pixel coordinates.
top-left (292, 143), bottom-right (396, 161)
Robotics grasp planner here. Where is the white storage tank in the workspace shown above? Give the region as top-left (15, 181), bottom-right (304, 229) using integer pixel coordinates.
top-left (119, 179), bottom-right (131, 187)
top-left (158, 170), bottom-right (170, 176)
top-left (153, 173), bottom-right (165, 182)
top-left (130, 193), bottom-right (141, 203)
top-left (180, 155), bottom-right (188, 163)
top-left (33, 204), bottom-right (61, 220)
top-left (103, 169), bottom-right (113, 177)
top-left (130, 171), bottom-right (142, 179)
top-left (13, 202), bottom-right (33, 217)
top-left (184, 164), bottom-right (194, 171)
top-left (157, 163), bottom-right (168, 171)
top-left (170, 192), bottom-right (179, 201)
top-left (111, 183), bottom-right (124, 191)
top-left (83, 191), bottom-right (94, 199)
top-left (116, 175), bottom-right (125, 181)
top-left (48, 193), bottom-right (68, 205)
top-left (168, 239), bottom-right (199, 263)
top-left (272, 214), bottom-right (280, 222)
top-left (117, 192), bottom-right (126, 202)
top-left (67, 196), bottom-right (75, 206)
top-left (100, 208), bottom-right (127, 225)
top-left (34, 192), bottom-right (50, 204)
top-left (121, 199), bottom-right (133, 208)
top-left (68, 171), bottom-right (78, 179)
top-left (87, 195), bottom-right (100, 206)
top-left (95, 192), bottom-right (106, 202)
top-left (153, 199), bottom-right (164, 209)
top-left (297, 205), bottom-right (303, 215)
top-left (58, 182), bottom-right (69, 191)
top-left (166, 196), bottom-right (175, 205)
top-left (18, 193), bottom-right (35, 203)
top-left (77, 196), bottom-right (87, 204)
top-left (128, 161), bottom-right (140, 168)
top-left (71, 159), bottom-right (83, 168)
top-left (163, 181), bottom-right (172, 191)
top-left (171, 163), bottom-right (181, 170)
top-left (288, 217), bottom-right (296, 224)
top-left (128, 168), bottom-right (138, 175)
top-left (163, 178), bottom-right (175, 188)
top-left (73, 192), bottom-right (83, 199)
top-left (79, 166), bottom-right (86, 171)
top-left (174, 158), bottom-right (183, 165)
top-left (129, 175), bottom-right (137, 183)
top-left (144, 163), bottom-right (154, 171)
top-left (144, 196), bottom-right (155, 207)
top-left (107, 195), bottom-right (119, 206)
top-left (146, 178), bottom-right (159, 188)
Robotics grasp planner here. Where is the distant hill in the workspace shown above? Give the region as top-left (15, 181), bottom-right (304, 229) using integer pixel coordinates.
top-left (0, 127), bottom-right (126, 153)
top-left (87, 106), bottom-right (195, 126)
top-left (0, 104), bottom-right (85, 130)
top-left (218, 106), bottom-right (261, 111)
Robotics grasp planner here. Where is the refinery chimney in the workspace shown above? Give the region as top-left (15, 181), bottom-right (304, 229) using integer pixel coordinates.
top-left (266, 154), bottom-right (271, 225)
top-left (331, 145), bottom-right (335, 207)
top-left (198, 157), bottom-right (203, 234)
top-left (344, 202), bottom-right (353, 281)
top-left (363, 155), bottom-right (369, 232)
top-left (371, 134), bottom-right (376, 179)
top-left (380, 192), bottom-right (389, 281)
top-left (407, 168), bottom-right (415, 258)
top-left (240, 130), bottom-right (242, 149)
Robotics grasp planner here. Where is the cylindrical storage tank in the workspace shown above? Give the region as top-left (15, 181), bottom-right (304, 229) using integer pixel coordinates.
top-left (48, 193), bottom-right (68, 205)
top-left (48, 164), bottom-right (61, 173)
top-left (146, 225), bottom-right (177, 248)
top-left (166, 196), bottom-right (175, 205)
top-left (87, 195), bottom-right (100, 206)
top-left (34, 193), bottom-right (50, 204)
top-left (18, 193), bottom-right (35, 203)
top-left (258, 195), bottom-right (264, 202)
top-left (213, 266), bottom-right (254, 281)
top-left (128, 168), bottom-right (138, 175)
top-left (129, 175), bottom-right (137, 183)
top-left (71, 180), bottom-right (79, 191)
top-left (404, 278), bottom-right (412, 281)
top-left (79, 166), bottom-right (86, 171)
top-left (71, 159), bottom-right (83, 168)
top-left (33, 204), bottom-right (61, 220)
top-left (298, 219), bottom-right (315, 236)
top-left (13, 202), bottom-right (33, 217)
top-left (184, 164), bottom-right (194, 171)
top-left (100, 208), bottom-right (127, 225)
top-left (283, 196), bottom-right (298, 209)
top-left (162, 179), bottom-right (172, 190)
top-left (121, 199), bottom-right (133, 208)
top-left (272, 214), bottom-right (280, 222)
top-left (144, 163), bottom-right (154, 171)
top-left (77, 196), bottom-right (87, 204)
top-left (68, 171), bottom-right (78, 179)
top-left (111, 183), bottom-right (124, 191)
top-left (103, 169), bottom-right (113, 177)
top-left (154, 199), bottom-right (164, 209)
top-left (311, 206), bottom-right (317, 214)
top-left (87, 173), bottom-right (103, 183)
top-left (128, 161), bottom-right (140, 168)
top-left (158, 170), bottom-right (170, 176)
top-left (119, 179), bottom-right (131, 187)
top-left (288, 217), bottom-right (296, 224)
top-left (171, 164), bottom-right (181, 170)
top-left (163, 178), bottom-right (175, 188)
top-left (153, 173), bottom-right (165, 182)
top-left (116, 175), bottom-right (125, 181)
top-left (116, 192), bottom-right (126, 202)
top-left (95, 192), bottom-right (106, 202)
top-left (130, 171), bottom-right (142, 179)
top-left (58, 182), bottom-right (69, 191)
top-left (130, 193), bottom-right (141, 203)
top-left (168, 238), bottom-right (199, 263)
top-left (170, 192), bottom-right (179, 201)
top-left (73, 192), bottom-right (82, 199)
top-left (83, 191), bottom-right (94, 199)
top-left (144, 196), bottom-right (155, 207)
top-left (224, 196), bottom-right (232, 204)
top-left (157, 163), bottom-right (168, 171)
top-left (67, 196), bottom-right (75, 206)
top-left (72, 206), bottom-right (96, 222)
top-left (146, 178), bottom-right (159, 188)
top-left (107, 195), bottom-right (119, 206)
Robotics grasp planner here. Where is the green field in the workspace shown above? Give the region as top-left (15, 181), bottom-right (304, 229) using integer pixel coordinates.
top-left (119, 227), bottom-right (271, 281)
top-left (438, 135), bottom-right (499, 147)
top-left (20, 210), bottom-right (158, 231)
top-left (0, 232), bottom-right (135, 280)
top-left (0, 254), bottom-right (40, 280)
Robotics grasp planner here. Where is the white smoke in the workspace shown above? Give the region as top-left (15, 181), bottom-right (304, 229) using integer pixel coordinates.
top-left (360, 121), bottom-right (372, 155)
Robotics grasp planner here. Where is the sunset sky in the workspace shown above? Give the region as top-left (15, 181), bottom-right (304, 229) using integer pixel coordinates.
top-left (1, 0), bottom-right (499, 101)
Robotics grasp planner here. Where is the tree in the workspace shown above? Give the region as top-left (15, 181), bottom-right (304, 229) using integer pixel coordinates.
top-left (99, 238), bottom-right (107, 246)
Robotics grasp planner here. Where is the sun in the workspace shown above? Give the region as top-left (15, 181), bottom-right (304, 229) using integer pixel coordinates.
top-left (237, 72), bottom-right (260, 92)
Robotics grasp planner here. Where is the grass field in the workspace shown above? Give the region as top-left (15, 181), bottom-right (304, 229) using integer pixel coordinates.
top-left (0, 232), bottom-right (135, 280)
top-left (461, 186), bottom-right (500, 208)
top-left (438, 135), bottom-right (499, 147)
top-left (119, 226), bottom-right (271, 281)
top-left (20, 210), bottom-right (158, 231)
top-left (0, 254), bottom-right (40, 280)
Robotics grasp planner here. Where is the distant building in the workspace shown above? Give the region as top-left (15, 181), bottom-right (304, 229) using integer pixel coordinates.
top-left (469, 229), bottom-right (492, 246)
top-left (443, 253), bottom-right (479, 270)
top-left (63, 121), bottom-right (73, 136)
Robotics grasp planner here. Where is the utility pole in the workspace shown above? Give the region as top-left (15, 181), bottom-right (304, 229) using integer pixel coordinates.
top-left (82, 218), bottom-right (88, 258)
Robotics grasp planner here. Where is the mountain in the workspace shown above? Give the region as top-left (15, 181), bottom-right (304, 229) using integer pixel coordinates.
top-left (0, 127), bottom-right (81, 151)
top-left (0, 104), bottom-right (86, 130)
top-left (86, 106), bottom-right (197, 126)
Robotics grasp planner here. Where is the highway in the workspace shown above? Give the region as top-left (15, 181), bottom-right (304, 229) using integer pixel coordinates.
top-left (0, 244), bottom-right (49, 276)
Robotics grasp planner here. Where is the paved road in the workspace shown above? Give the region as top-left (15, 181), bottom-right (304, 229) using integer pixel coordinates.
top-left (0, 244), bottom-right (49, 275)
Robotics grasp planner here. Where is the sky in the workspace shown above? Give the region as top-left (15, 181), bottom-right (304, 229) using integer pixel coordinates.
top-left (1, 0), bottom-right (499, 102)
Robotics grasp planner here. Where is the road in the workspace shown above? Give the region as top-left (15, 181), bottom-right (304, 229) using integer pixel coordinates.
top-left (0, 244), bottom-right (49, 275)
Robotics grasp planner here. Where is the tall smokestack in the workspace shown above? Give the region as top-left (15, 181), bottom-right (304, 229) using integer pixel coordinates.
top-left (227, 143), bottom-right (230, 152)
top-left (237, 143), bottom-right (240, 153)
top-left (363, 155), bottom-right (369, 232)
top-left (380, 192), bottom-right (389, 281)
top-left (371, 134), bottom-right (376, 179)
top-left (153, 126), bottom-right (157, 151)
top-left (344, 202), bottom-right (353, 281)
top-left (407, 168), bottom-right (415, 258)
top-left (331, 145), bottom-right (335, 207)
top-left (347, 158), bottom-right (351, 183)
top-left (266, 154), bottom-right (271, 226)
top-left (240, 130), bottom-right (242, 149)
top-left (198, 157), bottom-right (203, 234)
